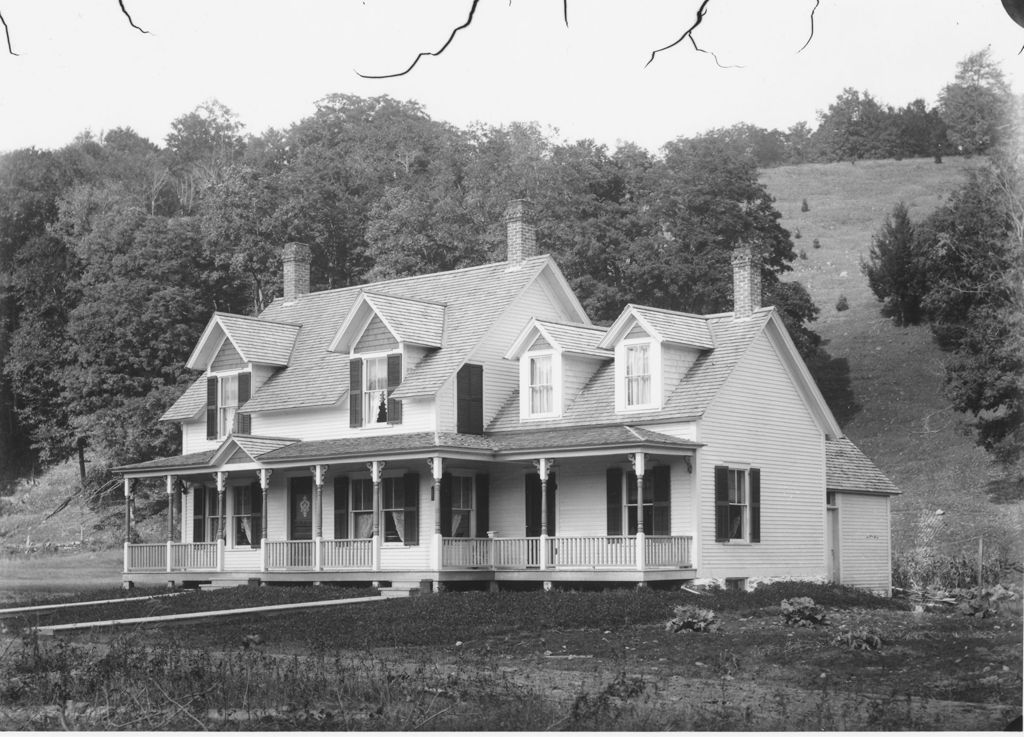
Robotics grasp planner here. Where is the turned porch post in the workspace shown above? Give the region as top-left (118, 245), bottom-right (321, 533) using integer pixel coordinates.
top-left (165, 475), bottom-right (176, 542)
top-left (258, 468), bottom-right (272, 542)
top-left (428, 456), bottom-right (443, 570)
top-left (214, 471), bottom-right (227, 542)
top-left (630, 452), bottom-right (647, 571)
top-left (534, 458), bottom-right (553, 570)
top-left (123, 477), bottom-right (133, 542)
top-left (369, 460), bottom-right (385, 571)
top-left (312, 464), bottom-right (328, 539)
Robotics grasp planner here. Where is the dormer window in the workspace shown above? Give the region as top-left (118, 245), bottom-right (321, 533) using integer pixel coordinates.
top-left (363, 355), bottom-right (390, 424)
top-left (529, 354), bottom-right (554, 415)
top-left (349, 353), bottom-right (403, 428)
top-left (624, 344), bottom-right (651, 407)
top-left (206, 371), bottom-right (251, 440)
top-left (521, 350), bottom-right (560, 419)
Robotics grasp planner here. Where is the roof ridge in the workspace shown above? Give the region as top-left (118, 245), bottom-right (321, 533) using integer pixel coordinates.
top-left (535, 319), bottom-right (607, 332)
top-left (266, 256), bottom-right (550, 306)
top-left (361, 290), bottom-right (449, 308)
top-left (626, 303), bottom-right (712, 321)
top-left (215, 312), bottom-right (304, 328)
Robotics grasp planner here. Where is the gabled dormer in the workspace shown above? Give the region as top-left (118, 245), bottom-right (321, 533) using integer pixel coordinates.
top-left (506, 319), bottom-right (610, 420)
top-left (186, 313), bottom-right (302, 440)
top-left (598, 305), bottom-right (714, 413)
top-left (328, 291), bottom-right (446, 429)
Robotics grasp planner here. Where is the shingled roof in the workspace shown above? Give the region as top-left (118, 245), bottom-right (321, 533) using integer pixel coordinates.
top-left (826, 437), bottom-right (901, 495)
top-left (488, 308), bottom-right (772, 430)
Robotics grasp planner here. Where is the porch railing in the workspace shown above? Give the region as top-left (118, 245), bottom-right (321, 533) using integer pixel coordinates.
top-left (547, 535), bottom-right (636, 568)
top-left (265, 540), bottom-right (315, 571)
top-left (321, 539), bottom-right (373, 570)
top-left (126, 543), bottom-right (167, 571)
top-left (645, 535), bottom-right (692, 567)
top-left (170, 542), bottom-right (217, 571)
top-left (441, 535), bottom-right (692, 570)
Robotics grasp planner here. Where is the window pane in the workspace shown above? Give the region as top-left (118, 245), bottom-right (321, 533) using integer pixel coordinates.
top-left (529, 355), bottom-right (553, 414)
top-left (625, 345), bottom-right (651, 406)
top-left (220, 374), bottom-right (239, 407)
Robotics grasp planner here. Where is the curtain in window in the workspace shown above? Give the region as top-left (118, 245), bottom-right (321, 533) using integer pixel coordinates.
top-left (451, 511), bottom-right (467, 538)
top-left (626, 346), bottom-right (650, 405)
top-left (240, 516), bottom-right (252, 546)
top-left (530, 355), bottom-right (553, 414)
top-left (390, 511), bottom-right (405, 542)
top-left (354, 512), bottom-right (373, 539)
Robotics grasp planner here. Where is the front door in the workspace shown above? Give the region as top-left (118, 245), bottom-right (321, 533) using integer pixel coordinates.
top-left (289, 477), bottom-right (314, 567)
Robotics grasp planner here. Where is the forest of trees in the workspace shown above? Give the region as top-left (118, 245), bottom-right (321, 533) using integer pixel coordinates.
top-left (0, 49), bottom-right (1016, 489)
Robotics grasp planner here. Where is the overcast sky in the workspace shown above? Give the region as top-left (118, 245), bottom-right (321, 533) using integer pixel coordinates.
top-left (1, 0), bottom-right (1021, 154)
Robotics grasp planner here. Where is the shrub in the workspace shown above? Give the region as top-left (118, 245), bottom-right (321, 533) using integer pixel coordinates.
top-left (800, 198), bottom-right (809, 212)
top-left (793, 227), bottom-right (802, 239)
top-left (835, 295), bottom-right (849, 311)
top-left (664, 604), bottom-right (719, 633)
top-left (812, 238), bottom-right (822, 249)
top-left (892, 551), bottom-right (1005, 590)
top-left (832, 628), bottom-right (883, 651)
top-left (799, 249), bottom-right (808, 260)
top-left (779, 597), bottom-right (827, 626)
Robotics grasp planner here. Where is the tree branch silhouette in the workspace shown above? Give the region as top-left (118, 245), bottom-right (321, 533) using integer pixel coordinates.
top-left (643, 0), bottom-right (739, 70)
top-left (798, 0), bottom-right (819, 53)
top-left (118, 0), bottom-right (149, 34)
top-left (1, 10), bottom-right (17, 55)
top-left (356, 0), bottom-right (480, 79)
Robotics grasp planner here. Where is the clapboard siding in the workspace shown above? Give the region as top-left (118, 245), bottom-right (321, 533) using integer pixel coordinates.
top-left (435, 377), bottom-right (455, 432)
top-left (698, 331), bottom-right (826, 581)
top-left (182, 421), bottom-right (218, 455)
top-left (468, 279), bottom-right (571, 429)
top-left (837, 493), bottom-right (891, 594)
top-left (211, 338), bottom-right (245, 372)
top-left (662, 344), bottom-right (699, 397)
top-left (224, 550), bottom-right (261, 571)
top-left (354, 315), bottom-right (398, 354)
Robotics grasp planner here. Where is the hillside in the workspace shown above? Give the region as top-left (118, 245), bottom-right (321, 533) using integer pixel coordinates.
top-left (761, 157), bottom-right (1022, 560)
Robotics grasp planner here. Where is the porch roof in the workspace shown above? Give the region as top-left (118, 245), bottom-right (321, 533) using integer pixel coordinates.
top-left (488, 424), bottom-right (699, 458)
top-left (115, 449), bottom-right (217, 473)
top-left (826, 437), bottom-right (901, 495)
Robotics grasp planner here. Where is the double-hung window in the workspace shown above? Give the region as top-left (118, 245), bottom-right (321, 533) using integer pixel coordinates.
top-left (219, 375), bottom-right (239, 437)
top-left (232, 484), bottom-right (262, 548)
top-left (714, 466), bottom-right (761, 543)
top-left (528, 354), bottom-right (554, 415)
top-left (206, 372), bottom-right (251, 440)
top-left (351, 479), bottom-right (374, 539)
top-left (363, 356), bottom-right (389, 424)
top-left (449, 476), bottom-right (474, 538)
top-left (624, 343), bottom-right (651, 407)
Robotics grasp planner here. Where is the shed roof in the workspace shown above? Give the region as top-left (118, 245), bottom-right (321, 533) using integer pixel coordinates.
top-left (826, 437), bottom-right (901, 495)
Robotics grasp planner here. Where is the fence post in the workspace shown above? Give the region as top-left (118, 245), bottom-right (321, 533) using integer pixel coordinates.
top-left (123, 541), bottom-right (129, 573)
top-left (977, 537), bottom-right (984, 588)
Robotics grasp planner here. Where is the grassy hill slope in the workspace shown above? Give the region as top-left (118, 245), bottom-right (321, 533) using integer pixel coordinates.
top-left (761, 157), bottom-right (1022, 560)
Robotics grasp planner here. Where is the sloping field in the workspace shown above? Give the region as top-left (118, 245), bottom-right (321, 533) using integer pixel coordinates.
top-left (761, 157), bottom-right (1022, 558)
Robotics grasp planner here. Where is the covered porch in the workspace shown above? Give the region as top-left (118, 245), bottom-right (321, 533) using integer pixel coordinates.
top-left (118, 427), bottom-right (700, 588)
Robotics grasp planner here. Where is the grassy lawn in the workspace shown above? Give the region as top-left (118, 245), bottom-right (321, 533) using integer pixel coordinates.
top-left (1, 583), bottom-right (1019, 730)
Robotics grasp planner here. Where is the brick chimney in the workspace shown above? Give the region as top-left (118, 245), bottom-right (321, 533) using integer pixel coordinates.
top-left (282, 242), bottom-right (312, 302)
top-left (731, 243), bottom-right (762, 319)
top-left (504, 199), bottom-right (537, 267)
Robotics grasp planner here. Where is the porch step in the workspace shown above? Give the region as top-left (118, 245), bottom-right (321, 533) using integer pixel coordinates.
top-left (198, 580), bottom-right (250, 591)
top-left (377, 580), bottom-right (429, 599)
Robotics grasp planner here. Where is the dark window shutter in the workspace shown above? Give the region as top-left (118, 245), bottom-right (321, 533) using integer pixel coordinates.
top-left (402, 472), bottom-right (419, 545)
top-left (606, 467), bottom-right (623, 536)
top-left (547, 473), bottom-right (557, 537)
top-left (193, 486), bottom-right (207, 542)
top-left (750, 468), bottom-right (761, 543)
top-left (475, 473), bottom-right (490, 536)
top-left (206, 377), bottom-right (218, 439)
top-left (714, 466), bottom-right (730, 542)
top-left (387, 353), bottom-right (403, 424)
top-left (235, 373), bottom-right (252, 435)
top-left (334, 476), bottom-right (349, 539)
top-left (524, 473), bottom-right (541, 537)
top-left (349, 359), bottom-right (362, 428)
top-left (457, 364), bottom-right (484, 434)
top-left (439, 472), bottom-right (453, 537)
top-left (651, 465), bottom-right (671, 536)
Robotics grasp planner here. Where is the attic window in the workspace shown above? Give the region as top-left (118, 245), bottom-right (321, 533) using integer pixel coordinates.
top-left (364, 356), bottom-right (389, 424)
top-left (521, 351), bottom-right (560, 419)
top-left (625, 344), bottom-right (651, 407)
top-left (530, 355), bottom-right (554, 415)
